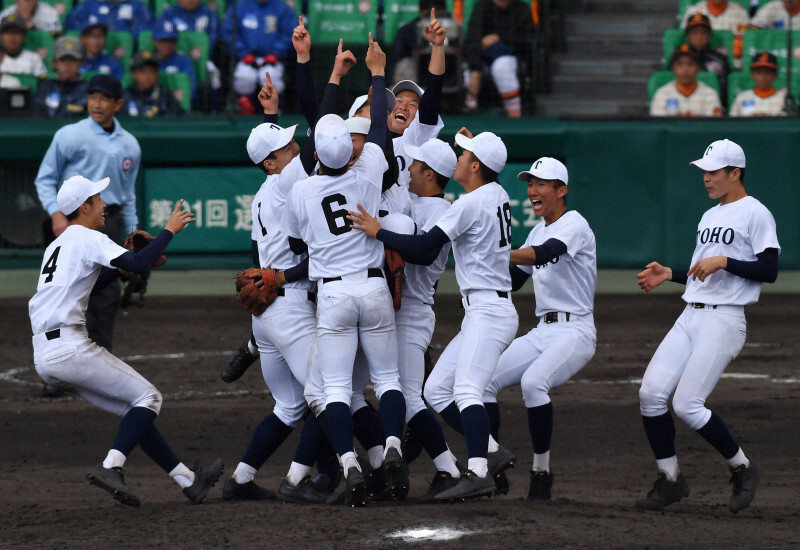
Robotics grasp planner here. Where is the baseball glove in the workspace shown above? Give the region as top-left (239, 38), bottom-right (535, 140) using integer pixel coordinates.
top-left (234, 267), bottom-right (281, 316)
top-left (124, 230), bottom-right (167, 268)
top-left (384, 248), bottom-right (405, 311)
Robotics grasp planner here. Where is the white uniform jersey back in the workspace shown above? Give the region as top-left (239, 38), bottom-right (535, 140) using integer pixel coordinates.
top-left (405, 195), bottom-right (452, 304)
top-left (683, 196), bottom-right (780, 306)
top-left (29, 225), bottom-right (127, 334)
top-left (390, 114), bottom-right (445, 213)
top-left (284, 142), bottom-right (388, 281)
top-left (679, 1), bottom-right (750, 32)
top-left (435, 182), bottom-right (512, 295)
top-left (251, 155), bottom-right (313, 291)
top-left (650, 81), bottom-right (723, 117)
top-left (751, 0), bottom-right (800, 29)
top-left (516, 210), bottom-right (596, 317)
top-left (729, 88), bottom-right (788, 117)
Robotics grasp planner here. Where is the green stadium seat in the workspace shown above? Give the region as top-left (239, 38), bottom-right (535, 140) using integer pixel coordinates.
top-left (23, 29), bottom-right (54, 73)
top-left (662, 28), bottom-right (735, 69)
top-left (159, 71), bottom-right (191, 111)
top-left (138, 30), bottom-right (208, 84)
top-left (382, 0), bottom-right (421, 44)
top-left (106, 30), bottom-right (134, 72)
top-left (648, 69), bottom-right (720, 101)
top-left (306, 0), bottom-right (378, 44)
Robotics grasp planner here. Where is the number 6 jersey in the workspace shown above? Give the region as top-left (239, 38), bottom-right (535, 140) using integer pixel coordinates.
top-left (29, 225), bottom-right (127, 334)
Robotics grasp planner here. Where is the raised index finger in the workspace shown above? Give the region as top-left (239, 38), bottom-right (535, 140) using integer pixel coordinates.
top-left (338, 38), bottom-right (343, 55)
top-left (173, 199), bottom-right (184, 213)
top-left (431, 7), bottom-right (436, 22)
top-left (298, 15), bottom-right (304, 29)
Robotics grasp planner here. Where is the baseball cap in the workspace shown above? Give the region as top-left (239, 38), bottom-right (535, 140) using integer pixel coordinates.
top-left (690, 139), bottom-right (746, 171)
top-left (454, 131), bottom-right (507, 174)
top-left (392, 80), bottom-right (424, 98)
top-left (0, 14), bottom-right (27, 33)
top-left (246, 122), bottom-right (298, 164)
top-left (670, 44), bottom-right (700, 67)
top-left (54, 36), bottom-right (85, 61)
top-left (750, 51), bottom-right (778, 70)
top-left (347, 88), bottom-right (397, 118)
top-left (685, 13), bottom-right (711, 31)
top-left (88, 74), bottom-right (122, 99)
top-left (403, 139), bottom-right (457, 179)
top-left (80, 19), bottom-right (108, 35)
top-left (57, 175), bottom-right (110, 215)
top-left (130, 50), bottom-right (159, 71)
top-left (344, 116), bottom-right (371, 135)
top-left (315, 114), bottom-right (352, 169)
top-left (517, 157), bottom-right (569, 185)
top-left (152, 19), bottom-right (178, 41)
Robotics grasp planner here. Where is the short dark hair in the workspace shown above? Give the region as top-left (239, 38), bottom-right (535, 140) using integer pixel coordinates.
top-left (724, 165), bottom-right (745, 183)
top-left (420, 161), bottom-right (450, 190)
top-left (319, 161), bottom-right (349, 176)
top-left (470, 152), bottom-right (498, 183)
top-left (65, 194), bottom-right (94, 221)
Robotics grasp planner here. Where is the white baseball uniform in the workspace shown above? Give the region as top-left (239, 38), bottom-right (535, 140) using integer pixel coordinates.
top-left (729, 87), bottom-right (788, 117)
top-left (250, 155), bottom-right (315, 428)
top-left (751, 0), bottom-right (800, 29)
top-left (423, 182), bottom-right (519, 413)
top-left (640, 196), bottom-right (780, 430)
top-left (650, 81), bottom-right (723, 117)
top-left (29, 225), bottom-right (162, 416)
top-left (485, 210), bottom-right (597, 408)
top-left (680, 1), bottom-right (749, 32)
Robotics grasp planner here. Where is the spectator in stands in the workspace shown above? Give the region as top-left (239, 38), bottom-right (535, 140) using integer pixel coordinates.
top-left (224, 0), bottom-right (296, 115)
top-left (122, 50), bottom-right (185, 117)
top-left (66, 0), bottom-right (152, 42)
top-left (650, 44), bottom-right (723, 117)
top-left (150, 19), bottom-right (196, 102)
top-left (684, 13), bottom-right (730, 108)
top-left (751, 0), bottom-right (800, 29)
top-left (0, 14), bottom-right (47, 77)
top-left (0, 0), bottom-right (62, 34)
top-left (390, 0), bottom-right (457, 84)
top-left (729, 51), bottom-right (787, 116)
top-left (0, 41), bottom-right (25, 88)
top-left (462, 0), bottom-right (536, 117)
top-left (33, 35), bottom-right (89, 117)
top-left (79, 21), bottom-right (124, 80)
top-left (679, 0), bottom-right (749, 32)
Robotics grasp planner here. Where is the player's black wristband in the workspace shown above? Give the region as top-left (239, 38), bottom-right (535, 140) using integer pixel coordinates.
top-left (376, 225), bottom-right (449, 266)
top-left (419, 72), bottom-right (444, 125)
top-left (531, 238), bottom-right (567, 266)
top-left (510, 264), bottom-right (530, 292)
top-left (283, 257), bottom-right (309, 283)
top-left (671, 269), bottom-right (689, 285)
top-left (725, 248), bottom-right (779, 283)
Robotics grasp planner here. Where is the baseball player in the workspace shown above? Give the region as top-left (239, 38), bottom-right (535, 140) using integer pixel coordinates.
top-left (729, 52), bottom-right (788, 117)
top-left (29, 175), bottom-right (223, 507)
top-left (283, 34), bottom-right (409, 507)
top-left (349, 128), bottom-right (519, 501)
top-left (483, 157), bottom-right (597, 501)
top-left (751, 0), bottom-right (800, 29)
top-left (679, 1), bottom-right (750, 33)
top-left (636, 139), bottom-right (779, 513)
top-left (650, 45), bottom-right (723, 117)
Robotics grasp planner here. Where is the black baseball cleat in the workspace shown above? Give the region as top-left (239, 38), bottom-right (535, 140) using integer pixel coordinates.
top-left (277, 476), bottom-right (328, 504)
top-left (494, 470), bottom-right (510, 496)
top-left (635, 473), bottom-right (690, 511)
top-left (434, 469), bottom-right (496, 502)
top-left (419, 471), bottom-right (459, 503)
top-left (220, 339), bottom-right (258, 383)
top-left (527, 470), bottom-right (553, 501)
top-left (344, 466), bottom-right (368, 507)
top-left (728, 460), bottom-right (760, 514)
top-left (223, 477), bottom-right (276, 501)
top-left (325, 469), bottom-right (346, 505)
top-left (183, 458), bottom-right (224, 504)
top-left (87, 463), bottom-right (141, 507)
top-left (487, 444), bottom-right (516, 477)
top-left (382, 447), bottom-right (410, 501)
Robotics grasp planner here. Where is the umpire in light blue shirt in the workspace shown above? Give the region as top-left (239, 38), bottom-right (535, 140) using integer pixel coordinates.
top-left (35, 74), bottom-right (142, 353)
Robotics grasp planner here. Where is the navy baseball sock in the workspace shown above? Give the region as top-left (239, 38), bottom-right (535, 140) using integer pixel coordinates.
top-left (138, 424), bottom-right (180, 473)
top-left (527, 402), bottom-right (553, 453)
top-left (438, 401), bottom-right (464, 434)
top-left (485, 402), bottom-right (501, 441)
top-left (293, 412), bottom-right (325, 467)
top-left (461, 404), bottom-right (490, 460)
top-left (240, 413), bottom-right (293, 470)
top-left (353, 402), bottom-right (385, 450)
top-left (408, 409), bottom-right (448, 459)
top-left (325, 401), bottom-right (356, 457)
top-left (696, 411), bottom-right (740, 460)
top-left (642, 412), bottom-right (677, 459)
top-left (378, 389), bottom-right (406, 440)
top-left (112, 406), bottom-right (157, 457)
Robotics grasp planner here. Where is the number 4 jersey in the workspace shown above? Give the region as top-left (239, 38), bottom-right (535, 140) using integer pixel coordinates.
top-left (435, 181), bottom-right (513, 296)
top-left (29, 225), bottom-right (128, 334)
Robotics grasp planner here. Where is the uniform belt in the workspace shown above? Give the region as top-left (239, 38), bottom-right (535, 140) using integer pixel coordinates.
top-left (542, 312), bottom-right (571, 324)
top-left (691, 303), bottom-right (717, 309)
top-left (463, 290), bottom-right (509, 307)
top-left (276, 288), bottom-right (316, 302)
top-left (323, 268), bottom-right (384, 285)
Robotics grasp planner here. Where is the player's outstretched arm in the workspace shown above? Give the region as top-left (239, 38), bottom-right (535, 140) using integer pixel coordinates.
top-left (511, 247), bottom-right (536, 265)
top-left (637, 261), bottom-right (671, 292)
top-left (424, 8), bottom-right (446, 76)
top-left (257, 72), bottom-right (279, 115)
top-left (348, 204), bottom-right (382, 239)
top-left (164, 199), bottom-right (196, 235)
top-left (293, 16), bottom-right (311, 64)
top-left (329, 39), bottom-right (356, 85)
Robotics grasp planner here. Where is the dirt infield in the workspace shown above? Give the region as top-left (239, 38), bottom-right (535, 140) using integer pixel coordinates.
top-left (1, 293), bottom-right (798, 549)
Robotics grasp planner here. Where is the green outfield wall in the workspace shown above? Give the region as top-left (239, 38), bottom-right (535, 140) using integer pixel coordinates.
top-left (2, 115), bottom-right (796, 268)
